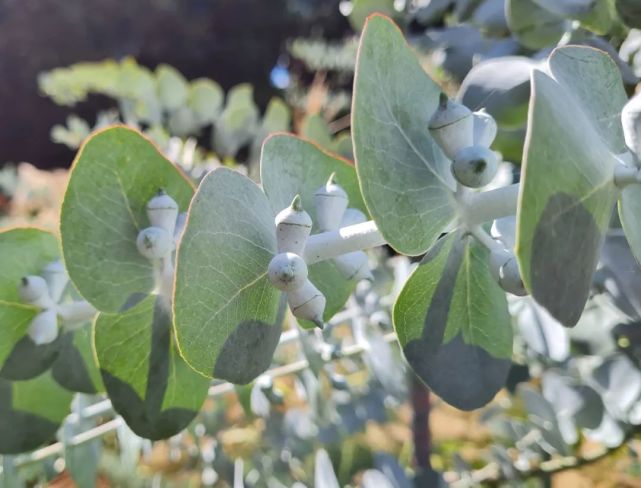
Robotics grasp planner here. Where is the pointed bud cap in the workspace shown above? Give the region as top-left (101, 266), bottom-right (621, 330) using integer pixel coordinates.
top-left (428, 95), bottom-right (474, 160)
top-left (275, 195), bottom-right (312, 254)
top-left (315, 173), bottom-right (348, 231)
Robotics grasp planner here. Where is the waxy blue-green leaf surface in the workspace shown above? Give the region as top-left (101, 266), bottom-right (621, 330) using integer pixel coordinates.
top-left (352, 14), bottom-right (456, 256)
top-left (394, 231), bottom-right (512, 410)
top-left (0, 371), bottom-right (73, 454)
top-left (261, 134), bottom-right (367, 326)
top-left (517, 47), bottom-right (623, 327)
top-left (174, 168), bottom-right (285, 381)
top-left (0, 228), bottom-right (60, 381)
top-left (95, 294), bottom-right (209, 439)
top-left (61, 126), bottom-right (194, 313)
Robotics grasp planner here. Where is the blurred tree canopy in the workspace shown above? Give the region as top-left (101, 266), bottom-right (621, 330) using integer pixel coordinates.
top-left (0, 0), bottom-right (349, 168)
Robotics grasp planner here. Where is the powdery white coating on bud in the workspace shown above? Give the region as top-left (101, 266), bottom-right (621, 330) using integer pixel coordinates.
top-left (428, 94), bottom-right (474, 160)
top-left (622, 92), bottom-right (641, 165)
top-left (333, 251), bottom-right (372, 281)
top-left (499, 256), bottom-right (528, 296)
top-left (28, 309), bottom-right (58, 345)
top-left (451, 145), bottom-right (499, 188)
top-left (275, 195), bottom-right (312, 254)
top-left (340, 208), bottom-right (367, 227)
top-left (136, 226), bottom-right (174, 260)
top-left (472, 109), bottom-right (498, 148)
top-left (314, 173), bottom-right (348, 231)
top-left (146, 189), bottom-right (179, 234)
top-left (42, 260), bottom-right (68, 303)
top-left (288, 280), bottom-right (326, 329)
top-left (268, 253), bottom-right (308, 292)
top-left (19, 276), bottom-right (54, 308)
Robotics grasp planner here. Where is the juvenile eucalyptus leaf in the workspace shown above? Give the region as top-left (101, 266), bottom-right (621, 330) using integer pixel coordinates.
top-left (95, 295), bottom-right (210, 439)
top-left (174, 168), bottom-right (284, 381)
top-left (0, 371), bottom-right (73, 454)
top-left (52, 323), bottom-right (104, 394)
top-left (353, 14), bottom-right (456, 256)
top-left (214, 84), bottom-right (259, 157)
top-left (506, 0), bottom-right (566, 50)
top-left (517, 47), bottom-right (622, 327)
top-left (393, 231), bottom-right (512, 410)
top-left (518, 384), bottom-right (570, 455)
top-left (61, 126), bottom-right (194, 313)
top-left (261, 134), bottom-right (367, 325)
top-left (0, 228), bottom-right (60, 380)
top-left (189, 78), bottom-right (224, 125)
top-left (593, 354), bottom-right (641, 421)
top-left (619, 186), bottom-right (641, 268)
top-left (156, 64), bottom-right (189, 112)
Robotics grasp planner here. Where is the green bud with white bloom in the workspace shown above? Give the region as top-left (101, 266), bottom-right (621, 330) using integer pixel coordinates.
top-left (28, 309), bottom-right (58, 345)
top-left (288, 279), bottom-right (326, 329)
top-left (334, 251), bottom-right (372, 281)
top-left (314, 173), bottom-right (348, 232)
top-left (19, 276), bottom-right (55, 309)
top-left (341, 208), bottom-right (367, 227)
top-left (275, 195), bottom-right (312, 255)
top-left (451, 145), bottom-right (499, 188)
top-left (428, 94), bottom-right (474, 160)
top-left (268, 252), bottom-right (308, 292)
top-left (136, 226), bottom-right (174, 260)
top-left (622, 91), bottom-right (641, 165)
top-left (146, 189), bottom-right (179, 234)
top-left (489, 247), bottom-right (527, 296)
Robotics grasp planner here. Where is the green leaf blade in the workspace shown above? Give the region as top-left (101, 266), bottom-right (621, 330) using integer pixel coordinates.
top-left (95, 295), bottom-right (209, 440)
top-left (0, 371), bottom-right (73, 454)
top-left (394, 232), bottom-right (512, 410)
top-left (516, 50), bottom-right (620, 327)
top-left (352, 15), bottom-right (456, 256)
top-left (0, 228), bottom-right (60, 380)
top-left (61, 126), bottom-right (194, 313)
top-left (174, 168), bottom-right (284, 381)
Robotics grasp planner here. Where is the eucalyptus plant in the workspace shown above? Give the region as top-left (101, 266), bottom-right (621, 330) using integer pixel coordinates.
top-left (3, 14), bottom-right (641, 487)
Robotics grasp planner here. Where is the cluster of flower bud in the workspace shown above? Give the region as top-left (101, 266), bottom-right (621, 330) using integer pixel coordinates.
top-left (136, 189), bottom-right (184, 261)
top-left (268, 175), bottom-right (373, 328)
top-left (429, 94), bottom-right (500, 188)
top-left (18, 260), bottom-right (94, 345)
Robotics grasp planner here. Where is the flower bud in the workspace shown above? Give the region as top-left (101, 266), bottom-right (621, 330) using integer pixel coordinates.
top-left (428, 94), bottom-right (474, 160)
top-left (275, 195), bottom-right (312, 254)
top-left (314, 173), bottom-right (348, 231)
top-left (340, 208), bottom-right (367, 227)
top-left (146, 189), bottom-right (179, 234)
top-left (19, 276), bottom-right (54, 308)
top-left (622, 92), bottom-right (641, 165)
top-left (472, 109), bottom-right (498, 148)
top-left (42, 260), bottom-right (68, 303)
top-left (451, 145), bottom-right (499, 188)
top-left (288, 280), bottom-right (326, 329)
top-left (499, 256), bottom-right (528, 297)
top-left (268, 253), bottom-right (308, 292)
top-left (136, 226), bottom-right (173, 260)
top-left (333, 251), bottom-right (372, 281)
top-left (28, 309), bottom-right (58, 345)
